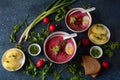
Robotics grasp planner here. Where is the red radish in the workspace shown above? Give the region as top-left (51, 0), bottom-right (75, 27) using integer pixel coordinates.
top-left (43, 17), bottom-right (50, 24)
top-left (102, 61), bottom-right (109, 69)
top-left (81, 38), bottom-right (89, 46)
top-left (49, 24), bottom-right (56, 32)
top-left (36, 59), bottom-right (45, 68)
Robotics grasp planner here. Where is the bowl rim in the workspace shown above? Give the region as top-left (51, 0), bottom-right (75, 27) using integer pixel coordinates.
top-left (43, 31), bottom-right (77, 64)
top-left (28, 43), bottom-right (41, 56)
top-left (65, 8), bottom-right (92, 33)
top-left (1, 48), bottom-right (25, 71)
top-left (88, 24), bottom-right (111, 45)
top-left (90, 46), bottom-right (103, 59)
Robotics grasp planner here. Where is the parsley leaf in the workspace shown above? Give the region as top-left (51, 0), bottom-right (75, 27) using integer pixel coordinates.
top-left (52, 71), bottom-right (62, 80)
top-left (66, 75), bottom-right (86, 80)
top-left (68, 64), bottom-right (79, 74)
top-left (39, 62), bottom-right (53, 80)
top-left (102, 41), bottom-right (120, 57)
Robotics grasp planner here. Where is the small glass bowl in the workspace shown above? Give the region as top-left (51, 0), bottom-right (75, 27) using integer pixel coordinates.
top-left (90, 46), bottom-right (103, 59)
top-left (28, 43), bottom-right (41, 56)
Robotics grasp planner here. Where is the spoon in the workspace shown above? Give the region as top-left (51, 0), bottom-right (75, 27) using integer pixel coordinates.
top-left (82, 7), bottom-right (96, 13)
top-left (63, 33), bottom-right (77, 40)
top-left (51, 33), bottom-right (77, 40)
top-left (69, 7), bottom-right (96, 15)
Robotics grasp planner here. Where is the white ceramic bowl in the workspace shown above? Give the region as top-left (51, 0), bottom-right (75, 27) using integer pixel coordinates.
top-left (65, 8), bottom-right (92, 33)
top-left (1, 48), bottom-right (25, 71)
top-left (88, 24), bottom-right (111, 45)
top-left (28, 43), bottom-right (41, 56)
top-left (90, 46), bottom-right (103, 59)
top-left (43, 31), bottom-right (77, 64)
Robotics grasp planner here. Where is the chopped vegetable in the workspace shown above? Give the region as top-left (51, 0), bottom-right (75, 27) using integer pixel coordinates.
top-left (18, 0), bottom-right (77, 44)
top-left (70, 17), bottom-right (77, 24)
top-left (30, 45), bottom-right (39, 54)
top-left (91, 48), bottom-right (101, 57)
top-left (53, 45), bottom-right (61, 54)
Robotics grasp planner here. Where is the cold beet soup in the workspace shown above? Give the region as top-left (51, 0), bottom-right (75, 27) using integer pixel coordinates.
top-left (45, 34), bottom-right (75, 63)
top-left (66, 8), bottom-right (91, 32)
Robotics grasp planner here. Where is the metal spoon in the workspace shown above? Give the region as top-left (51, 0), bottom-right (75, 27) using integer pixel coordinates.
top-left (63, 33), bottom-right (77, 40)
top-left (69, 7), bottom-right (96, 15)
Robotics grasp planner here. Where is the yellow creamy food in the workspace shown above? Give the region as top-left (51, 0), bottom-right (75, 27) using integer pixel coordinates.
top-left (2, 48), bottom-right (23, 71)
top-left (89, 24), bottom-right (109, 44)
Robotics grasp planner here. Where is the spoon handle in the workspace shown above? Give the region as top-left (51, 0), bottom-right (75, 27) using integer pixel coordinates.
top-left (63, 33), bottom-right (77, 40)
top-left (69, 7), bottom-right (96, 15)
top-left (82, 7), bottom-right (96, 13)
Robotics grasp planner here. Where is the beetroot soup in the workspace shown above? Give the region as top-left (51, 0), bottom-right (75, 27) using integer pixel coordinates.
top-left (66, 8), bottom-right (91, 32)
top-left (45, 34), bottom-right (75, 63)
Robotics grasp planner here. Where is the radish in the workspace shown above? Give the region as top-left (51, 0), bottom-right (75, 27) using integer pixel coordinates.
top-left (102, 61), bottom-right (109, 69)
top-left (43, 17), bottom-right (50, 24)
top-left (49, 24), bottom-right (56, 32)
top-left (81, 38), bottom-right (89, 46)
top-left (36, 59), bottom-right (45, 68)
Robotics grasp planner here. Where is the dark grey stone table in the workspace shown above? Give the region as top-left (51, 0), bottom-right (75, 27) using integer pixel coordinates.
top-left (0, 0), bottom-right (120, 80)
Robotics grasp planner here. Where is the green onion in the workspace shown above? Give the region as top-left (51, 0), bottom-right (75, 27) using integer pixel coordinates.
top-left (18, 0), bottom-right (77, 44)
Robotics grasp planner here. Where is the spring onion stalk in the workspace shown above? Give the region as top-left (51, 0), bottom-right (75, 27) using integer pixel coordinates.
top-left (18, 0), bottom-right (77, 44)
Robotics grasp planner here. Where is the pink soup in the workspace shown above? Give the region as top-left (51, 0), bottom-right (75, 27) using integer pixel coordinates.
top-left (45, 35), bottom-right (75, 63)
top-left (66, 9), bottom-right (91, 31)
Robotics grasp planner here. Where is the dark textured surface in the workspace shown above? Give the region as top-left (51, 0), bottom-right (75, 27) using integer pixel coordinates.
top-left (0, 0), bottom-right (120, 80)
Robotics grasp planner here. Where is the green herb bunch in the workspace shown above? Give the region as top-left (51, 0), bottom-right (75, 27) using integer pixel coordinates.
top-left (39, 62), bottom-right (53, 80)
top-left (67, 64), bottom-right (86, 80)
top-left (28, 28), bottom-right (50, 43)
top-left (102, 41), bottom-right (120, 57)
top-left (24, 57), bottom-right (39, 78)
top-left (10, 16), bottom-right (29, 43)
